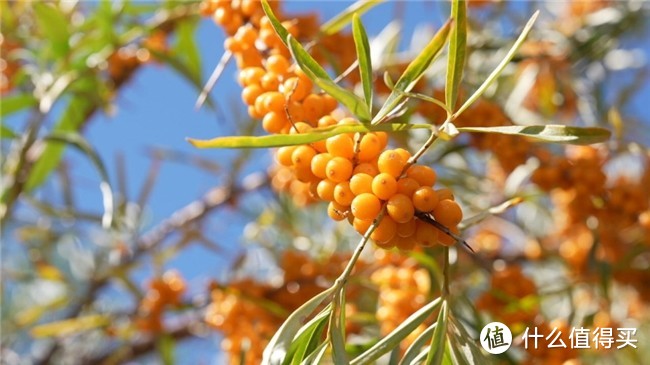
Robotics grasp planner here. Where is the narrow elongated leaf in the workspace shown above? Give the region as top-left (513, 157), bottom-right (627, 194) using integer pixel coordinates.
top-left (350, 298), bottom-right (442, 365)
top-left (352, 14), bottom-right (373, 111)
top-left (321, 0), bottom-right (384, 36)
top-left (330, 294), bottom-right (350, 365)
top-left (424, 301), bottom-right (448, 365)
top-left (188, 123), bottom-right (432, 149)
top-left (287, 36), bottom-right (371, 121)
top-left (400, 323), bottom-right (438, 365)
top-left (263, 288), bottom-right (335, 365)
top-left (457, 125), bottom-right (611, 145)
top-left (447, 317), bottom-right (493, 365)
top-left (174, 19), bottom-right (202, 78)
top-left (261, 0), bottom-right (289, 48)
top-left (445, 0), bottom-right (467, 113)
top-left (286, 308), bottom-right (331, 365)
top-left (1, 125), bottom-right (18, 140)
top-left (31, 314), bottom-right (110, 338)
top-left (300, 342), bottom-right (329, 365)
top-left (0, 94), bottom-right (38, 119)
top-left (33, 3), bottom-right (70, 57)
top-left (454, 11), bottom-right (539, 118)
top-left (372, 19), bottom-right (452, 125)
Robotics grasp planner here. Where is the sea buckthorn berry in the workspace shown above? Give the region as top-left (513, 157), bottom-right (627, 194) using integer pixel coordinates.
top-left (372, 173), bottom-right (398, 201)
top-left (291, 145), bottom-right (316, 170)
top-left (266, 54), bottom-right (290, 75)
top-left (371, 216), bottom-right (398, 244)
top-left (294, 165), bottom-right (317, 183)
top-left (436, 188), bottom-right (455, 201)
top-left (277, 146), bottom-right (297, 167)
top-left (317, 179), bottom-right (336, 201)
top-left (334, 182), bottom-right (354, 206)
top-left (302, 94), bottom-right (324, 124)
top-left (286, 101), bottom-right (305, 123)
top-left (394, 235), bottom-right (416, 251)
top-left (326, 157), bottom-right (353, 183)
top-left (375, 132), bottom-right (388, 150)
top-left (353, 218), bottom-right (373, 234)
top-left (378, 150), bottom-right (407, 178)
top-left (349, 173), bottom-right (373, 195)
top-left (289, 122), bottom-right (312, 134)
top-left (413, 186), bottom-right (439, 212)
top-left (438, 226), bottom-right (459, 246)
top-left (351, 193), bottom-right (381, 221)
top-left (235, 26), bottom-right (257, 48)
top-left (322, 94), bottom-right (338, 113)
top-left (397, 218), bottom-right (417, 237)
top-left (213, 7), bottom-right (232, 26)
top-left (394, 148), bottom-right (412, 164)
top-left (318, 115), bottom-right (338, 128)
top-left (387, 194), bottom-right (415, 223)
top-left (248, 105), bottom-right (263, 119)
top-left (407, 165), bottom-right (437, 187)
top-left (242, 84), bottom-right (263, 105)
top-left (328, 201), bottom-right (348, 221)
top-left (415, 220), bottom-right (439, 247)
top-left (241, 67), bottom-right (265, 86)
top-left (225, 37), bottom-right (244, 53)
top-left (260, 72), bottom-right (280, 91)
top-left (283, 77), bottom-right (312, 102)
top-left (432, 199), bottom-right (463, 227)
top-left (254, 93), bottom-right (269, 115)
top-left (264, 92), bottom-right (285, 114)
top-left (358, 133), bottom-right (382, 162)
top-left (397, 177), bottom-right (420, 198)
top-left (311, 153), bottom-right (332, 179)
top-left (263, 112), bottom-right (288, 134)
top-left (326, 134), bottom-right (355, 160)
top-left (353, 163), bottom-right (379, 176)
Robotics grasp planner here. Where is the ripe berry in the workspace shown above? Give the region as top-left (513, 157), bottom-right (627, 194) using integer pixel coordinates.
top-left (412, 186), bottom-right (439, 212)
top-left (378, 150), bottom-right (407, 178)
top-left (406, 165), bottom-right (437, 186)
top-left (387, 194), bottom-right (415, 223)
top-left (334, 182), bottom-right (354, 206)
top-left (349, 173), bottom-right (373, 195)
top-left (432, 199), bottom-right (463, 227)
top-left (326, 157), bottom-right (353, 183)
top-left (311, 153), bottom-right (332, 179)
top-left (326, 134), bottom-right (355, 160)
top-left (372, 173), bottom-right (398, 200)
top-left (351, 193), bottom-right (381, 221)
top-left (371, 216), bottom-right (397, 244)
top-left (317, 179), bottom-right (336, 201)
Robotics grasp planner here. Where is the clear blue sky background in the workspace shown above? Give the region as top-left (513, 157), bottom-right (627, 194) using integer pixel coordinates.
top-left (10, 1), bottom-right (650, 363)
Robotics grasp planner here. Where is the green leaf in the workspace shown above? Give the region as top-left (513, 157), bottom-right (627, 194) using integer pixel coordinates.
top-left (350, 297), bottom-right (442, 365)
top-left (157, 334), bottom-right (176, 365)
top-left (33, 3), bottom-right (70, 58)
top-left (445, 0), bottom-right (467, 113)
top-left (42, 132), bottom-right (115, 229)
top-left (30, 314), bottom-right (110, 338)
top-left (1, 125), bottom-right (18, 140)
top-left (300, 342), bottom-right (329, 365)
top-left (25, 98), bottom-right (94, 193)
top-left (174, 18), bottom-right (202, 78)
top-left (457, 125), bottom-right (611, 145)
top-left (286, 307), bottom-right (331, 365)
top-left (454, 11), bottom-right (539, 118)
top-left (330, 294), bottom-right (350, 365)
top-left (263, 288), bottom-right (335, 365)
top-left (321, 0), bottom-right (384, 36)
top-left (0, 94), bottom-right (38, 119)
top-left (424, 301), bottom-right (448, 365)
top-left (400, 323), bottom-right (438, 365)
top-left (447, 316), bottom-right (493, 365)
top-left (188, 123), bottom-right (432, 149)
top-left (352, 14), bottom-right (373, 112)
top-left (287, 36), bottom-right (371, 121)
top-left (372, 19), bottom-right (452, 125)
top-left (261, 0), bottom-right (289, 48)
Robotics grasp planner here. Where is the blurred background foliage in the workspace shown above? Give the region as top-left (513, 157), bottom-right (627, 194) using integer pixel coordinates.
top-left (1, 0), bottom-right (650, 364)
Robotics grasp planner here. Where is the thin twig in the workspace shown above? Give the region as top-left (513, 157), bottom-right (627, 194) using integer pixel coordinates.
top-left (195, 50), bottom-right (232, 110)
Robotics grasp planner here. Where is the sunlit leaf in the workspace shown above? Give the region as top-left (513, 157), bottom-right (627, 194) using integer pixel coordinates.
top-left (263, 288), bottom-right (335, 365)
top-left (33, 3), bottom-right (70, 58)
top-left (447, 316), bottom-right (493, 365)
top-left (174, 18), bottom-right (202, 79)
top-left (446, 0), bottom-right (467, 113)
top-left (31, 314), bottom-right (110, 338)
top-left (188, 123), bottom-right (432, 149)
top-left (288, 36), bottom-right (371, 121)
top-left (321, 0), bottom-right (384, 36)
top-left (287, 307), bottom-right (331, 365)
top-left (456, 125), bottom-right (611, 145)
top-left (261, 0), bottom-right (289, 48)
top-left (0, 94), bottom-right (38, 119)
top-left (454, 11), bottom-right (539, 118)
top-left (352, 14), bottom-right (373, 111)
top-left (372, 19), bottom-right (452, 125)
top-left (400, 323), bottom-right (438, 365)
top-left (424, 301), bottom-right (448, 365)
top-left (0, 125), bottom-right (18, 140)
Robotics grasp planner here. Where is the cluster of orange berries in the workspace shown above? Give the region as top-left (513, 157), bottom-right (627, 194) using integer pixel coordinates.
top-left (136, 270), bottom-right (186, 333)
top-left (0, 36), bottom-right (21, 95)
top-left (371, 254), bottom-right (433, 350)
top-left (107, 30), bottom-right (169, 87)
top-left (203, 0), bottom-right (464, 250)
top-left (205, 251), bottom-right (364, 365)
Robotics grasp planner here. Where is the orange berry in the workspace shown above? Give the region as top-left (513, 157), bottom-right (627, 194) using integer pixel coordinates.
top-left (334, 182), bottom-right (354, 206)
top-left (412, 186), bottom-right (439, 212)
top-left (353, 163), bottom-right (379, 176)
top-left (286, 101), bottom-right (305, 123)
top-left (317, 179), bottom-right (336, 201)
top-left (326, 134), bottom-right (355, 160)
top-left (375, 132), bottom-right (388, 149)
top-left (225, 37), bottom-right (244, 53)
top-left (289, 121), bottom-right (312, 134)
top-left (328, 201), bottom-right (348, 221)
top-left (357, 133), bottom-right (382, 162)
top-left (349, 173), bottom-right (373, 195)
top-left (415, 220), bottom-right (439, 247)
top-left (235, 26), bottom-right (257, 47)
top-left (260, 72), bottom-right (280, 91)
top-left (432, 199), bottom-right (463, 227)
top-left (291, 145), bottom-right (317, 170)
top-left (396, 218), bottom-right (417, 237)
top-left (241, 84), bottom-right (263, 105)
top-left (396, 177), bottom-right (420, 197)
top-left (283, 77), bottom-right (312, 102)
top-left (239, 67), bottom-right (265, 86)
top-left (311, 153), bottom-right (332, 179)
top-left (262, 111), bottom-right (287, 133)
top-left (317, 115), bottom-right (338, 128)
top-left (394, 148), bottom-right (411, 163)
top-left (351, 193), bottom-right (381, 220)
top-left (277, 146), bottom-right (296, 167)
top-left (295, 165), bottom-right (317, 183)
top-left (263, 91), bottom-right (285, 114)
top-left (353, 218), bottom-right (373, 234)
top-left (266, 54), bottom-right (290, 75)
top-left (326, 157), bottom-right (353, 183)
top-left (372, 173), bottom-right (398, 200)
top-left (322, 94), bottom-right (338, 113)
top-left (407, 165), bottom-right (437, 187)
top-left (378, 150), bottom-right (407, 178)
top-left (247, 105), bottom-right (263, 119)
top-left (387, 194), bottom-right (415, 223)
top-left (371, 216), bottom-right (397, 244)
top-left (436, 188), bottom-right (455, 201)
top-left (302, 94), bottom-right (324, 124)
top-left (393, 235), bottom-right (416, 251)
top-left (438, 226), bottom-right (459, 247)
